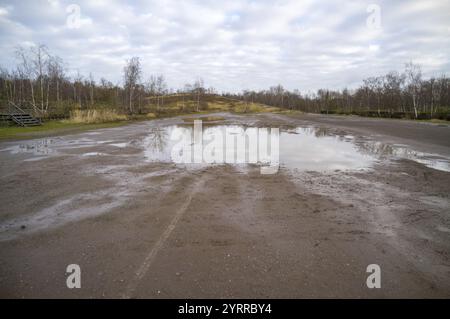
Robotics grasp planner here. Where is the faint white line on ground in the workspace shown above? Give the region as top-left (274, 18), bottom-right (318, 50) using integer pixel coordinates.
top-left (122, 176), bottom-right (205, 298)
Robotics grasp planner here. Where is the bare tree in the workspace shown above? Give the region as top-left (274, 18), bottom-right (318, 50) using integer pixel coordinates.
top-left (384, 71), bottom-right (404, 112)
top-left (47, 55), bottom-right (65, 105)
top-left (156, 75), bottom-right (167, 110)
top-left (30, 44), bottom-right (49, 112)
top-left (193, 78), bottom-right (204, 112)
top-left (73, 71), bottom-right (83, 107)
top-left (88, 73), bottom-right (95, 106)
top-left (15, 46), bottom-right (36, 106)
top-left (182, 83), bottom-right (193, 111)
top-left (405, 61), bottom-right (422, 118)
top-left (123, 57), bottom-right (142, 113)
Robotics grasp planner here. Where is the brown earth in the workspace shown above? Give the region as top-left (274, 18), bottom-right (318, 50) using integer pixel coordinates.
top-left (0, 112), bottom-right (449, 298)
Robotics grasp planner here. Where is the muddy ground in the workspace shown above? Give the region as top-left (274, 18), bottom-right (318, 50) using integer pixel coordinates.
top-left (0, 112), bottom-right (449, 298)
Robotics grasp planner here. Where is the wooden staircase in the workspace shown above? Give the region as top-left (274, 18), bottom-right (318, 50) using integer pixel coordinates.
top-left (0, 101), bottom-right (42, 126)
top-left (10, 113), bottom-right (42, 126)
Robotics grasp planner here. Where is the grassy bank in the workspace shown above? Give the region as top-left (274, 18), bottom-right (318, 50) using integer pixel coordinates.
top-left (0, 121), bottom-right (129, 140)
top-left (0, 96), bottom-right (285, 141)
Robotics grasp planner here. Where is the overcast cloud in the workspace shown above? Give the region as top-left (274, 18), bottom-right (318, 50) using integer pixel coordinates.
top-left (0, 0), bottom-right (449, 92)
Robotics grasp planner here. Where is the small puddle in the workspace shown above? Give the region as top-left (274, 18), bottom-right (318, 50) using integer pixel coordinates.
top-left (358, 142), bottom-right (450, 172)
top-left (109, 143), bottom-right (128, 148)
top-left (82, 152), bottom-right (106, 157)
top-left (0, 137), bottom-right (116, 158)
top-left (0, 138), bottom-right (58, 155)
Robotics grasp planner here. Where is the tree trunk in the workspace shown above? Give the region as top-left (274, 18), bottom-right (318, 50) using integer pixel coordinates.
top-left (413, 94), bottom-right (418, 118)
top-left (30, 80), bottom-right (35, 105)
top-left (197, 91), bottom-right (200, 112)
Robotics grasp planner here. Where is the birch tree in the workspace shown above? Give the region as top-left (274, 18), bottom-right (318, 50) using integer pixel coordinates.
top-left (123, 57), bottom-right (142, 113)
top-left (405, 62), bottom-right (422, 118)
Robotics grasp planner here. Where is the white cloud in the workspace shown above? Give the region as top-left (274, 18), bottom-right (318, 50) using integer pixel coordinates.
top-left (0, 7), bottom-right (9, 16)
top-left (0, 0), bottom-right (449, 92)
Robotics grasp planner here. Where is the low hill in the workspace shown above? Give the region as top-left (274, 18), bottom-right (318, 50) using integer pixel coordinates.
top-left (143, 94), bottom-right (281, 115)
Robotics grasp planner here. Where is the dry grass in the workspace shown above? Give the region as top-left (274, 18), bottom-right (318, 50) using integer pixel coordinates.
top-left (146, 112), bottom-right (157, 119)
top-left (206, 101), bottom-right (232, 111)
top-left (68, 109), bottom-right (128, 124)
top-left (233, 102), bottom-right (280, 113)
top-left (182, 116), bottom-right (225, 122)
top-left (66, 97), bottom-right (280, 124)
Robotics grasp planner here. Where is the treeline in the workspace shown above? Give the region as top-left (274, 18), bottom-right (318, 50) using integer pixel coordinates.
top-left (1, 44), bottom-right (449, 120)
top-left (227, 62), bottom-right (450, 120)
top-left (0, 45), bottom-right (213, 116)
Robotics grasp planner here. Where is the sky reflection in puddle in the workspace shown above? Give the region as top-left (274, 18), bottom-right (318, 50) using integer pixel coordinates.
top-left (2, 124), bottom-right (449, 172)
top-left (141, 125), bottom-right (450, 172)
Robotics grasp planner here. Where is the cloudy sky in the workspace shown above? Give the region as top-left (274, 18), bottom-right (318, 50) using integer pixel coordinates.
top-left (0, 0), bottom-right (449, 92)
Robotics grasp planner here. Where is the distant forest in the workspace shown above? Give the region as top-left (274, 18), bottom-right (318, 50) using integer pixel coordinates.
top-left (1, 44), bottom-right (449, 120)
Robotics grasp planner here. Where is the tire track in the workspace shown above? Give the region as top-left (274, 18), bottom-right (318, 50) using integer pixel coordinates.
top-left (122, 174), bottom-right (206, 298)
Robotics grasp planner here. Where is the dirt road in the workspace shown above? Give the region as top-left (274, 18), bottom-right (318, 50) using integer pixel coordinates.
top-left (0, 112), bottom-right (449, 298)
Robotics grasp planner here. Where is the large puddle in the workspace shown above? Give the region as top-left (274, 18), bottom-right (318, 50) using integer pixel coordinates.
top-left (1, 124), bottom-right (450, 172)
top-left (141, 125), bottom-right (450, 172)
